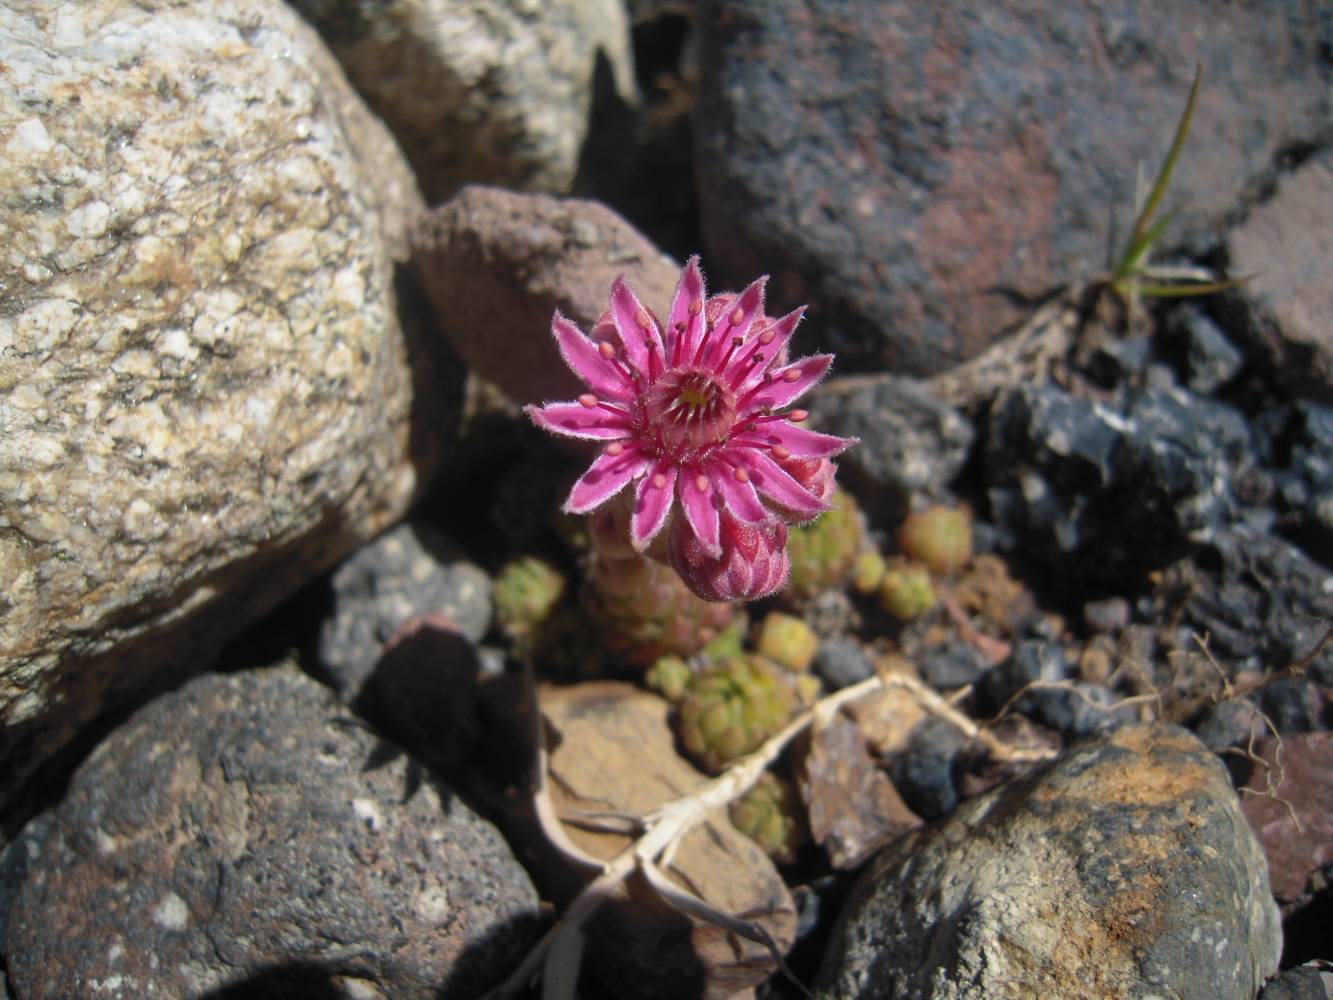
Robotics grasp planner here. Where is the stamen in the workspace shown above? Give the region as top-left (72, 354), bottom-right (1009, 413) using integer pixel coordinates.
top-left (782, 368), bottom-right (801, 382)
top-left (694, 473), bottom-right (709, 492)
top-left (732, 410), bottom-right (794, 435)
top-left (692, 322), bottom-right (714, 366)
top-left (789, 409), bottom-right (809, 422)
top-left (735, 374), bottom-right (775, 410)
top-left (717, 335), bottom-right (745, 371)
top-left (771, 444), bottom-right (791, 460)
top-left (688, 300), bottom-right (702, 317)
top-left (651, 472), bottom-right (667, 489)
top-left (729, 306), bottom-right (744, 327)
top-left (727, 326), bottom-right (778, 388)
top-left (636, 308), bottom-right (653, 331)
top-left (645, 334), bottom-right (662, 382)
top-left (606, 442), bottom-right (625, 455)
top-left (733, 467), bottom-right (750, 483)
top-left (578, 394), bottom-right (598, 408)
top-left (599, 341), bottom-right (638, 385)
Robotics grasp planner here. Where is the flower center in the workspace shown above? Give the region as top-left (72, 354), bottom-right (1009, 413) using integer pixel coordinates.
top-left (640, 368), bottom-right (737, 459)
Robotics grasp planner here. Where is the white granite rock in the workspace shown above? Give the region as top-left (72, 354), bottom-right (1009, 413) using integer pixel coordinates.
top-left (288, 0), bottom-right (638, 202)
top-left (0, 0), bottom-right (440, 814)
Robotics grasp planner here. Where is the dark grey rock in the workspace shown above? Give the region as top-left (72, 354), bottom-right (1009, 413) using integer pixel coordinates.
top-left (1196, 699), bottom-right (1266, 753)
top-left (1274, 401), bottom-right (1333, 567)
top-left (351, 618), bottom-right (486, 777)
top-left (1259, 963), bottom-right (1333, 1000)
top-left (318, 522), bottom-right (491, 701)
top-left (813, 637), bottom-right (875, 690)
top-left (6, 663), bottom-right (540, 1000)
top-left (985, 383), bottom-right (1254, 585)
top-left (694, 0), bottom-right (1328, 375)
top-left (1082, 595), bottom-right (1131, 633)
top-left (1024, 681), bottom-right (1132, 741)
top-left (1153, 525), bottom-right (1333, 685)
top-left (1083, 333), bottom-right (1155, 389)
top-left (1258, 678), bottom-right (1326, 734)
top-left (892, 717), bottom-right (966, 820)
top-left (0, 812), bottom-right (52, 962)
top-left (817, 725), bottom-right (1282, 1000)
top-left (982, 639), bottom-right (1068, 709)
top-left (807, 376), bottom-right (974, 521)
top-left (917, 640), bottom-right (989, 690)
top-left (1168, 305), bottom-right (1244, 395)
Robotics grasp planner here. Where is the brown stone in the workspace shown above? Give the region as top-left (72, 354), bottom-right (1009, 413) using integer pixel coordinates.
top-left (411, 186), bottom-right (681, 405)
top-left (1241, 731), bottom-right (1333, 904)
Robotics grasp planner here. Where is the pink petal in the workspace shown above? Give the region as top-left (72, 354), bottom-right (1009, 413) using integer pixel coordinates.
top-left (739, 354), bottom-right (833, 413)
top-left (701, 276), bottom-right (766, 369)
top-left (525, 401), bottom-right (631, 441)
top-left (630, 462), bottom-right (679, 550)
top-left (733, 420), bottom-right (856, 459)
top-left (677, 466), bottom-right (721, 558)
top-left (724, 446), bottom-right (830, 519)
top-left (564, 447), bottom-right (649, 514)
top-left (609, 276), bottom-right (665, 382)
top-left (552, 313), bottom-right (633, 401)
top-left (666, 255), bottom-right (707, 368)
top-left (728, 307), bottom-right (804, 394)
top-left (705, 456), bottom-right (768, 524)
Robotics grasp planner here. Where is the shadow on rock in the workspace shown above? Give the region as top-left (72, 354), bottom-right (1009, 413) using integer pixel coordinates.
top-left (351, 617), bottom-right (486, 783)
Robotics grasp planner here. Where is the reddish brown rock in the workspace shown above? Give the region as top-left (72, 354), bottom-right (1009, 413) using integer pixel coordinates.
top-left (411, 186), bottom-right (680, 405)
top-left (1224, 150), bottom-right (1333, 399)
top-left (798, 712), bottom-right (920, 870)
top-left (694, 0), bottom-right (1328, 375)
top-left (1241, 731), bottom-right (1333, 905)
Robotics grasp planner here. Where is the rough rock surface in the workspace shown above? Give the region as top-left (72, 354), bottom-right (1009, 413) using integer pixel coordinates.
top-left (317, 522), bottom-right (492, 700)
top-left (0, 0), bottom-right (442, 816)
top-left (289, 0), bottom-right (637, 203)
top-left (985, 382), bottom-right (1254, 585)
top-left (808, 375), bottom-right (974, 521)
top-left (6, 663), bottom-right (539, 1000)
top-left (1150, 526), bottom-right (1333, 685)
top-left (816, 724), bottom-right (1282, 1000)
top-left (411, 185), bottom-right (680, 405)
top-left (694, 0), bottom-right (1330, 374)
top-left (1224, 149), bottom-right (1333, 400)
top-left (1241, 732), bottom-right (1333, 905)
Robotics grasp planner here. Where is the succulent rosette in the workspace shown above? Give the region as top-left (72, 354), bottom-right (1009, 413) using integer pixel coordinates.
top-left (526, 256), bottom-right (855, 601)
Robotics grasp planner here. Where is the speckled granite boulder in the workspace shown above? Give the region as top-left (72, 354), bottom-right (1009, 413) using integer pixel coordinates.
top-left (816, 724), bottom-right (1282, 1000)
top-left (694, 0), bottom-right (1329, 374)
top-left (6, 662), bottom-right (539, 1000)
top-left (288, 0), bottom-right (637, 202)
top-left (0, 0), bottom-right (448, 816)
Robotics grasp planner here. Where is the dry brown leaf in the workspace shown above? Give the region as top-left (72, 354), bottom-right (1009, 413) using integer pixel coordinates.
top-left (539, 682), bottom-right (796, 1000)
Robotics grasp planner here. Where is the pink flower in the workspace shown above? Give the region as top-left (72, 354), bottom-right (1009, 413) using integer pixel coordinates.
top-left (526, 256), bottom-right (855, 563)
